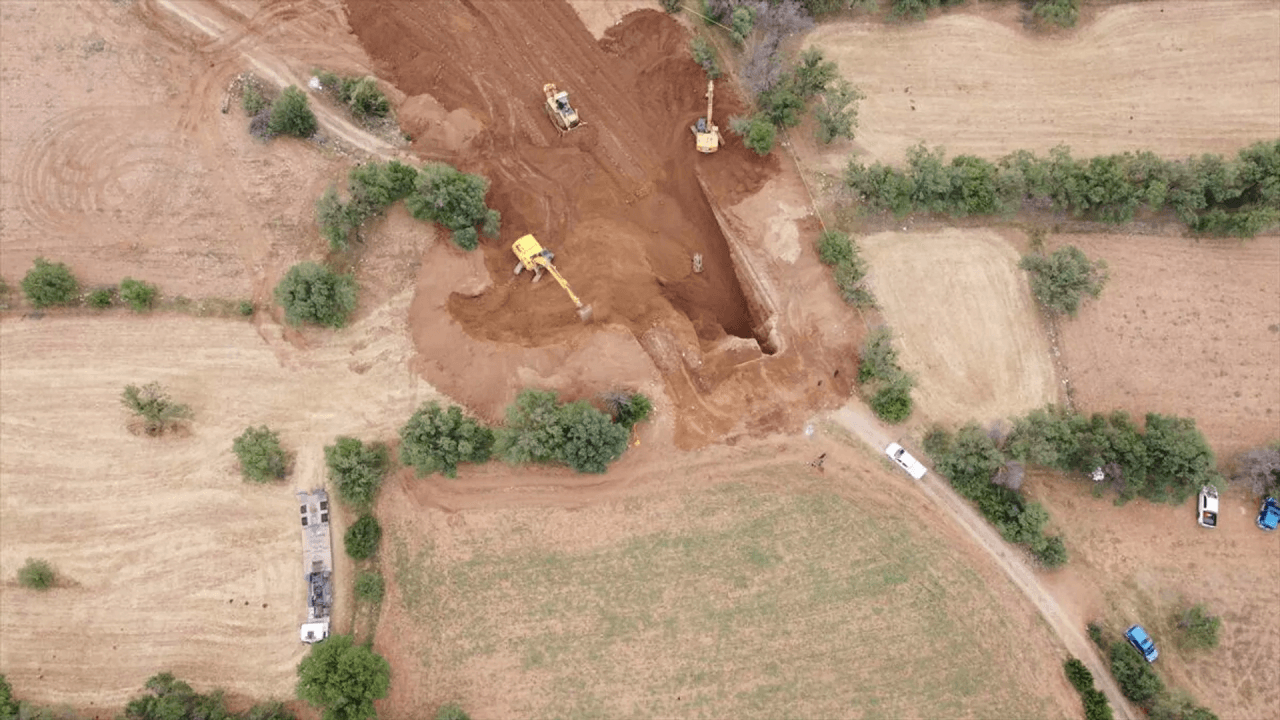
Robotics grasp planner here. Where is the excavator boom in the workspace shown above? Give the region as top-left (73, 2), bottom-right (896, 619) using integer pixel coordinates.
top-left (511, 234), bottom-right (592, 322)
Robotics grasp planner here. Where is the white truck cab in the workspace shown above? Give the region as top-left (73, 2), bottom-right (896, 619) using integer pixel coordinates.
top-left (885, 443), bottom-right (928, 480)
top-left (1197, 485), bottom-right (1219, 528)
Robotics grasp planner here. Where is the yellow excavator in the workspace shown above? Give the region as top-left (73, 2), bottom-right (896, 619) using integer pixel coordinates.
top-left (512, 234), bottom-right (593, 322)
top-left (543, 83), bottom-right (581, 133)
top-left (691, 79), bottom-right (722, 153)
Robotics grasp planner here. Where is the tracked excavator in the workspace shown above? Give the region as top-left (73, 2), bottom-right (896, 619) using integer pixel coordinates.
top-left (543, 83), bottom-right (581, 132)
top-left (691, 79), bottom-right (722, 153)
top-left (512, 234), bottom-right (593, 323)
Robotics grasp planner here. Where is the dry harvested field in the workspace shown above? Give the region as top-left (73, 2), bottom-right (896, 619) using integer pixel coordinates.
top-left (373, 436), bottom-right (1079, 720)
top-left (0, 304), bottom-right (443, 707)
top-left (1028, 473), bottom-right (1280, 720)
top-left (801, 0), bottom-right (1280, 170)
top-left (858, 228), bottom-right (1059, 426)
top-left (1054, 234), bottom-right (1280, 458)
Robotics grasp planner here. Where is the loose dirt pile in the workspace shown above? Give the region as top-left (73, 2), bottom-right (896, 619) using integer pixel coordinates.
top-left (346, 3), bottom-right (859, 445)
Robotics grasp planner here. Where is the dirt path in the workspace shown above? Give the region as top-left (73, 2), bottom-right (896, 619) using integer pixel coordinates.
top-left (827, 403), bottom-right (1139, 720)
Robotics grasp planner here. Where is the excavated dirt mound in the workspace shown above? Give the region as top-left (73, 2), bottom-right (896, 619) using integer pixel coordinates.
top-left (345, 2), bottom-right (858, 444)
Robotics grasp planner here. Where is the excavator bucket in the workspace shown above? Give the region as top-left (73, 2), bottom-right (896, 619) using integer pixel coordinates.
top-left (577, 305), bottom-right (594, 323)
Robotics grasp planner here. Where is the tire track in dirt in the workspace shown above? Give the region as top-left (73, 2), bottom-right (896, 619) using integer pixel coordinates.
top-left (828, 404), bottom-right (1140, 720)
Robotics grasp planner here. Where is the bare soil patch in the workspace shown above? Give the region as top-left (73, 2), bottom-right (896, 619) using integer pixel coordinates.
top-left (373, 436), bottom-right (1080, 719)
top-left (803, 1), bottom-right (1280, 169)
top-left (1054, 234), bottom-right (1280, 458)
top-left (858, 228), bottom-right (1059, 426)
top-left (1027, 473), bottom-right (1280, 720)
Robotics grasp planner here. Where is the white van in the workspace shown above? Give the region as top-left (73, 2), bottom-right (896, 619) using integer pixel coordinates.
top-left (885, 443), bottom-right (927, 480)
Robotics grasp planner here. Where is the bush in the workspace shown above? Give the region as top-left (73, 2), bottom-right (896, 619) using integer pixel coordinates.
top-left (338, 77), bottom-right (389, 119)
top-left (274, 262), bottom-right (358, 328)
top-left (325, 437), bottom-right (389, 507)
top-left (119, 277), bottom-right (159, 312)
top-left (661, 0), bottom-right (682, 12)
top-left (121, 382), bottom-right (192, 436)
top-left (858, 327), bottom-right (899, 383)
top-left (434, 703), bottom-right (471, 720)
top-left (249, 108), bottom-right (272, 140)
top-left (1032, 0), bottom-right (1079, 29)
top-left (1109, 640), bottom-right (1164, 704)
top-left (267, 85), bottom-right (317, 138)
top-left (690, 35), bottom-right (721, 79)
top-left (558, 400), bottom-right (630, 474)
top-left (87, 287), bottom-right (114, 309)
top-left (1174, 603), bottom-right (1221, 650)
top-left (1087, 622), bottom-right (1105, 649)
top-left (1229, 444), bottom-right (1280, 496)
top-left (296, 635), bottom-right (390, 720)
top-left (233, 426), bottom-right (288, 483)
top-left (1020, 245), bottom-right (1108, 317)
top-left (1064, 658), bottom-right (1094, 693)
top-left (344, 514), bottom-right (382, 560)
top-left (17, 558), bottom-right (55, 590)
top-left (1083, 688), bottom-right (1114, 720)
top-left (21, 258), bottom-right (78, 308)
top-left (238, 300), bottom-right (255, 317)
top-left (870, 376), bottom-right (914, 424)
top-left (732, 114), bottom-right (776, 156)
top-left (816, 230), bottom-right (854, 266)
top-left (405, 163), bottom-right (496, 249)
top-left (124, 672), bottom-right (274, 720)
top-left (601, 392), bottom-right (652, 431)
top-left (354, 571), bottom-right (385, 603)
top-left (0, 675), bottom-right (16, 718)
top-left (1035, 534), bottom-right (1068, 568)
top-left (815, 79), bottom-right (864, 144)
top-left (399, 402), bottom-right (494, 478)
top-left (242, 84), bottom-right (268, 115)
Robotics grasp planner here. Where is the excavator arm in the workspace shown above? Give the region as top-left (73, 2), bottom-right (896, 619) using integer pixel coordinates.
top-left (535, 259), bottom-right (585, 310)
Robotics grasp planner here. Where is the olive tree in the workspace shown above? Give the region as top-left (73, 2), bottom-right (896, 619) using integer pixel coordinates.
top-left (274, 262), bottom-right (358, 328)
top-left (233, 426), bottom-right (288, 483)
top-left (325, 437), bottom-right (389, 507)
top-left (21, 258), bottom-right (78, 308)
top-left (267, 86), bottom-right (317, 138)
top-left (121, 382), bottom-right (192, 436)
top-left (1020, 245), bottom-right (1109, 317)
top-left (399, 402), bottom-right (494, 478)
top-left (296, 635), bottom-right (390, 720)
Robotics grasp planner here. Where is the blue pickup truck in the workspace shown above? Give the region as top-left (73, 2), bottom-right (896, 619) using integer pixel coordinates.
top-left (1257, 497), bottom-right (1280, 531)
top-left (1125, 624), bottom-right (1158, 663)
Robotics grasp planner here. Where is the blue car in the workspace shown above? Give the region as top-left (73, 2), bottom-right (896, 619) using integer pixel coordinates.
top-left (1258, 497), bottom-right (1280, 531)
top-left (1125, 624), bottom-right (1158, 663)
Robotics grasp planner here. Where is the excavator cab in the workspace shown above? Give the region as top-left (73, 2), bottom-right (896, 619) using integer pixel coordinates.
top-left (691, 80), bottom-right (721, 154)
top-left (543, 83), bottom-right (581, 132)
top-left (512, 234), bottom-right (593, 323)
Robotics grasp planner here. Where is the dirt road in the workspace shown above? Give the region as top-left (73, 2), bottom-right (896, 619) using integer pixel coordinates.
top-left (828, 404), bottom-right (1139, 720)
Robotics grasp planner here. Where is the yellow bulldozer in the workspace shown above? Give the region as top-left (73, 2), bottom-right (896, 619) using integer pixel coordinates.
top-left (691, 80), bottom-right (722, 153)
top-left (543, 83), bottom-right (581, 133)
top-left (512, 234), bottom-right (593, 322)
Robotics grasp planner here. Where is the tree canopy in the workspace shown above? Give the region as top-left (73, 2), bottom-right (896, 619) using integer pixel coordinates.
top-left (267, 86), bottom-right (317, 138)
top-left (122, 382), bottom-right (192, 436)
top-left (21, 257), bottom-right (78, 308)
top-left (1020, 245), bottom-right (1109, 317)
top-left (325, 437), bottom-right (389, 507)
top-left (399, 402), bottom-right (494, 478)
top-left (296, 635), bottom-right (390, 720)
top-left (344, 514), bottom-right (382, 561)
top-left (274, 262), bottom-right (358, 328)
top-left (405, 163), bottom-right (498, 250)
top-left (233, 426), bottom-right (288, 483)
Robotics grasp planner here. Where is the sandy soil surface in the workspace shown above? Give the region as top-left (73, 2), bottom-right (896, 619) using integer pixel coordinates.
top-left (858, 228), bottom-right (1059, 426)
top-left (1028, 473), bottom-right (1280, 720)
top-left (1054, 234), bottom-right (1280, 458)
top-left (0, 302), bottom-right (441, 708)
top-left (802, 0), bottom-right (1280, 169)
top-left (371, 432), bottom-right (1081, 720)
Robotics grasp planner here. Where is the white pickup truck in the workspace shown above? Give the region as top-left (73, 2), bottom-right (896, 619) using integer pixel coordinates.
top-left (885, 443), bottom-right (928, 480)
top-left (1197, 485), bottom-right (1219, 528)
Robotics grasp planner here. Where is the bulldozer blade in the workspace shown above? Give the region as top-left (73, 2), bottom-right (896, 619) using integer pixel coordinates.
top-left (577, 305), bottom-right (594, 323)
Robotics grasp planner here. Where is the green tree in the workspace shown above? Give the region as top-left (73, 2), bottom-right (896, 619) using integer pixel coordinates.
top-left (274, 262), bottom-right (358, 328)
top-left (21, 258), bottom-right (78, 308)
top-left (434, 703), bottom-right (470, 720)
top-left (1032, 0), bottom-right (1079, 29)
top-left (1142, 413), bottom-right (1215, 501)
top-left (268, 86), bottom-right (317, 138)
top-left (87, 287), bottom-right (114, 309)
top-left (344, 514), bottom-right (382, 560)
top-left (339, 77), bottom-right (390, 119)
top-left (233, 426), bottom-right (288, 483)
top-left (354, 571), bottom-right (385, 603)
top-left (121, 382), bottom-right (192, 436)
top-left (242, 84), bottom-right (268, 115)
top-left (245, 702), bottom-right (295, 720)
top-left (1109, 640), bottom-right (1164, 704)
top-left (399, 402), bottom-right (494, 478)
top-left (495, 389), bottom-right (566, 465)
top-left (316, 186), bottom-right (355, 251)
top-left (870, 375), bottom-right (914, 424)
top-left (816, 230), bottom-right (854, 266)
top-left (17, 558), bottom-right (55, 590)
top-left (689, 35), bottom-right (721, 79)
top-left (602, 392), bottom-right (652, 431)
top-left (558, 400), bottom-right (630, 474)
top-left (325, 437), bottom-right (389, 507)
top-left (1064, 657), bottom-right (1094, 693)
top-left (1019, 245), bottom-right (1109, 317)
top-left (730, 114), bottom-right (776, 156)
top-left (0, 674), bottom-right (18, 720)
top-left (815, 79), bottom-right (864, 144)
top-left (1174, 603), bottom-right (1221, 650)
top-left (858, 327), bottom-right (900, 383)
top-left (405, 163), bottom-right (495, 250)
top-left (119, 277), bottom-right (159, 312)
top-left (296, 635), bottom-right (390, 720)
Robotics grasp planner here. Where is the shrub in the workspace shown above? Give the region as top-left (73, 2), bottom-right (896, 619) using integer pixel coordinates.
top-left (1035, 534), bottom-right (1068, 568)
top-left (815, 79), bottom-right (864, 144)
top-left (87, 287), bottom-right (114, 308)
top-left (119, 277), bottom-right (159, 312)
top-left (1032, 0), bottom-right (1079, 29)
top-left (274, 262), bottom-right (358, 328)
top-left (233, 426), bottom-right (288, 483)
top-left (344, 514), bottom-right (381, 560)
top-left (661, 0), bottom-right (682, 12)
top-left (857, 327), bottom-right (898, 383)
top-left (325, 437), bottom-right (389, 507)
top-left (267, 85), bottom-right (317, 138)
top-left (296, 635), bottom-right (390, 720)
top-left (730, 5), bottom-right (755, 45)
top-left (1083, 689), bottom-right (1114, 720)
top-left (405, 163), bottom-right (496, 249)
top-left (1109, 640), bottom-right (1164, 704)
top-left (558, 400), bottom-right (630, 474)
top-left (1229, 444), bottom-right (1280, 495)
top-left (1174, 603), bottom-right (1221, 650)
top-left (452, 226), bottom-right (479, 251)
top-left (316, 186), bottom-right (354, 251)
top-left (125, 672), bottom-right (256, 720)
top-left (1064, 658), bottom-right (1094, 693)
top-left (17, 558), bottom-right (55, 590)
top-left (690, 35), bottom-right (721, 79)
top-left (1087, 622), bottom-right (1105, 649)
top-left (870, 376), bottom-right (914, 424)
top-left (495, 389), bottom-right (567, 465)
top-left (732, 113), bottom-right (776, 156)
top-left (354, 571), bottom-right (385, 603)
top-left (0, 675), bottom-right (16, 718)
top-left (816, 230), bottom-right (854, 266)
top-left (249, 108), bottom-right (272, 140)
top-left (21, 257), bottom-right (78, 308)
top-left (121, 382), bottom-right (192, 436)
top-left (242, 84), bottom-right (268, 115)
top-left (602, 392), bottom-right (652, 430)
top-left (399, 402), bottom-right (494, 478)
top-left (434, 703), bottom-right (471, 720)
top-left (1142, 413), bottom-right (1216, 503)
top-left (238, 300), bottom-right (255, 317)
top-left (1020, 245), bottom-right (1108, 317)
top-left (338, 77), bottom-right (389, 119)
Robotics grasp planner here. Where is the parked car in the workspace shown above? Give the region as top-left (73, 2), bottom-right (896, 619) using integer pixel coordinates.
top-left (1125, 624), bottom-right (1158, 663)
top-left (1197, 485), bottom-right (1219, 528)
top-left (1257, 497), bottom-right (1280, 531)
top-left (885, 443), bottom-right (927, 480)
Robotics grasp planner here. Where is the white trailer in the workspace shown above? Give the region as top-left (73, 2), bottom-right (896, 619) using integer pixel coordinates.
top-left (297, 489), bottom-right (333, 643)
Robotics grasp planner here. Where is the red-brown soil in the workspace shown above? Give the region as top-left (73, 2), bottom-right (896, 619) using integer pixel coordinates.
top-left (346, 2), bottom-right (859, 446)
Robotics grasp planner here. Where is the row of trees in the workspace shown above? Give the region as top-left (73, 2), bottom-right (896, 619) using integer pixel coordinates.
top-left (922, 423), bottom-right (1068, 566)
top-left (857, 327), bottom-right (915, 424)
top-left (1063, 658), bottom-right (1114, 720)
top-left (0, 672), bottom-right (294, 720)
top-left (399, 390), bottom-right (652, 478)
top-left (13, 257), bottom-right (254, 316)
top-left (845, 141), bottom-right (1280, 237)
